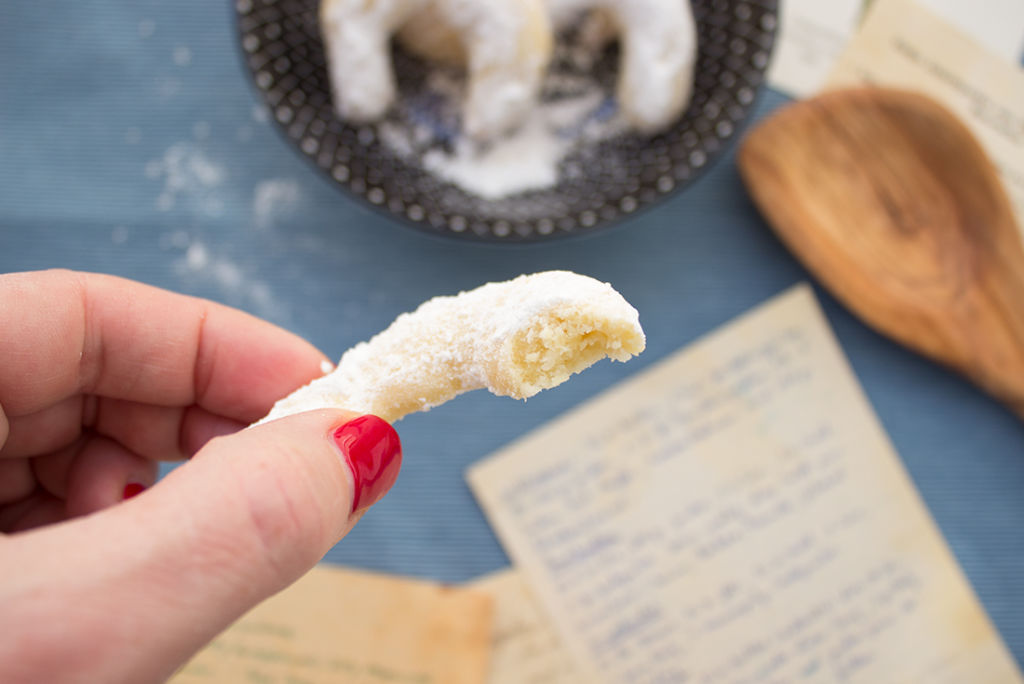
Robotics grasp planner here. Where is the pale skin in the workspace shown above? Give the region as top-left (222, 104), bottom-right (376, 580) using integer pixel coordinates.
top-left (0, 270), bottom-right (379, 683)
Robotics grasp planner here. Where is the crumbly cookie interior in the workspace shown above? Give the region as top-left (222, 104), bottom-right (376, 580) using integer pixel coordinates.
top-left (503, 307), bottom-right (642, 398)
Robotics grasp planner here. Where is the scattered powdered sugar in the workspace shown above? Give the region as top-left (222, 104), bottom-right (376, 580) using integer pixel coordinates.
top-left (146, 143), bottom-right (226, 216)
top-left (184, 242), bottom-right (209, 270)
top-left (251, 104), bottom-right (270, 124)
top-left (159, 230), bottom-right (192, 251)
top-left (377, 122), bottom-right (419, 159)
top-left (170, 234), bottom-right (288, 323)
top-left (252, 178), bottom-right (302, 229)
top-left (211, 260), bottom-right (247, 292)
top-left (156, 76), bottom-right (182, 100)
top-left (173, 46), bottom-right (193, 67)
top-left (111, 225), bottom-right (130, 244)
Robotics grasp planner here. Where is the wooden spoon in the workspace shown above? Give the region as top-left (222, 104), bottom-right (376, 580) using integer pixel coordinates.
top-left (738, 87), bottom-right (1024, 418)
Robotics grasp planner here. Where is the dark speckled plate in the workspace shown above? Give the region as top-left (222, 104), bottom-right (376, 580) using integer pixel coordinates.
top-left (235, 0), bottom-right (778, 242)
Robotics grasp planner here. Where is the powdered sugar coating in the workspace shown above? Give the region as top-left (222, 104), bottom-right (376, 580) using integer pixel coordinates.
top-left (547, 0), bottom-right (698, 133)
top-left (259, 271), bottom-right (644, 424)
top-left (320, 0), bottom-right (552, 141)
top-left (319, 0), bottom-right (696, 141)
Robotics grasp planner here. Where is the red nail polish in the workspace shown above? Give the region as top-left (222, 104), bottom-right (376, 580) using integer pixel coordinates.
top-left (123, 483), bottom-right (146, 500)
top-left (333, 415), bottom-right (402, 514)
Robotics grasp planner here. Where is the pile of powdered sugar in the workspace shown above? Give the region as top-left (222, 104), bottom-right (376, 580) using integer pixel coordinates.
top-left (421, 88), bottom-right (606, 199)
top-left (377, 30), bottom-right (626, 199)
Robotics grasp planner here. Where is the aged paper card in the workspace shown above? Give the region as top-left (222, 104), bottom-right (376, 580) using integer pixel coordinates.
top-left (171, 564), bottom-right (493, 684)
top-left (470, 569), bottom-right (581, 684)
top-left (827, 0), bottom-right (1024, 234)
top-left (916, 0), bottom-right (1024, 63)
top-left (468, 285), bottom-right (1022, 684)
top-left (766, 0), bottom-right (864, 98)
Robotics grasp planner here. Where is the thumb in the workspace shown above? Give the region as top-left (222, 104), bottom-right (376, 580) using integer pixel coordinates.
top-left (0, 410), bottom-right (401, 684)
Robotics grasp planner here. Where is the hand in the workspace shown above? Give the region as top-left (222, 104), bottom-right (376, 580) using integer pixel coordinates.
top-left (0, 270), bottom-right (402, 684)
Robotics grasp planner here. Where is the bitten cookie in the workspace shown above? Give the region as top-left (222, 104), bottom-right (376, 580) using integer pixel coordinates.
top-left (259, 271), bottom-right (645, 424)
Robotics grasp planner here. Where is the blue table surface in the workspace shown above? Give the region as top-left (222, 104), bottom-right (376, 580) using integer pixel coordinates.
top-left (3, 0), bottom-right (1023, 669)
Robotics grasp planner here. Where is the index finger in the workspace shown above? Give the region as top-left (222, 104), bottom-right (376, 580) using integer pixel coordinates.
top-left (0, 270), bottom-right (329, 423)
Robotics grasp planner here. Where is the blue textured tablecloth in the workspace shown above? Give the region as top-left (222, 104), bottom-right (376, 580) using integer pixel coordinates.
top-left (3, 0), bottom-right (1023, 669)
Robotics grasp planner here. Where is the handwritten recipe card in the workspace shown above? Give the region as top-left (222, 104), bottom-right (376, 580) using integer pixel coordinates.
top-left (765, 0), bottom-right (1024, 100)
top-left (171, 565), bottom-right (493, 684)
top-left (470, 569), bottom-right (581, 684)
top-left (826, 0), bottom-right (1024, 235)
top-left (765, 0), bottom-right (864, 98)
top-left (469, 286), bottom-right (1022, 684)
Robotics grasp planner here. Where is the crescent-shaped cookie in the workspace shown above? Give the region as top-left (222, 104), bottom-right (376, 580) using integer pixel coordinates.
top-left (548, 0), bottom-right (699, 134)
top-left (320, 0), bottom-right (553, 141)
top-left (259, 271), bottom-right (645, 424)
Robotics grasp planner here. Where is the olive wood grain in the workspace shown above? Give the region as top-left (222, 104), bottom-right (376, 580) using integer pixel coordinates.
top-left (738, 88), bottom-right (1024, 419)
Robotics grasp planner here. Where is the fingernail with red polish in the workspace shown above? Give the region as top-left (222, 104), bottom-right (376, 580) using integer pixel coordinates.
top-left (333, 415), bottom-right (402, 514)
top-left (123, 483), bottom-right (146, 500)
